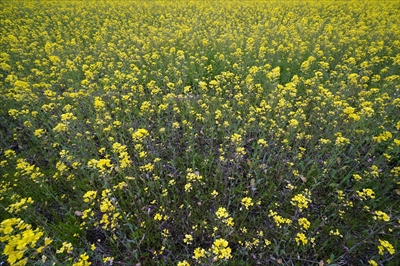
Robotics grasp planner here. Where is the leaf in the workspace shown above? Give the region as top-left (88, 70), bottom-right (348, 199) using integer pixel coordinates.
top-left (250, 178), bottom-right (256, 189)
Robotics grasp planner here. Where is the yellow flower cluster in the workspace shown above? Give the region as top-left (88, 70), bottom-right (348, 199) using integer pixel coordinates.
top-left (83, 190), bottom-right (97, 204)
top-left (193, 247), bottom-right (206, 260)
top-left (132, 128), bottom-right (149, 142)
top-left (215, 207), bottom-right (229, 219)
top-left (268, 210), bottom-right (292, 228)
top-left (215, 207), bottom-right (235, 227)
top-left (356, 188), bottom-right (376, 200)
top-left (0, 218), bottom-right (51, 266)
top-left (373, 131), bottom-right (392, 143)
top-left (295, 232), bottom-right (308, 246)
top-left (15, 159), bottom-right (44, 182)
top-left (6, 197), bottom-right (34, 214)
top-left (291, 189), bottom-right (312, 211)
top-left (56, 241), bottom-right (73, 254)
top-left (373, 211), bottom-right (390, 222)
top-left (183, 234), bottom-right (193, 245)
top-left (377, 239), bottom-right (395, 255)
top-left (1, 0), bottom-right (399, 264)
top-left (298, 217), bottom-right (311, 231)
top-left (241, 197), bottom-right (254, 210)
top-left (112, 142), bottom-right (131, 169)
top-left (98, 189), bottom-right (121, 230)
top-left (211, 238), bottom-right (232, 260)
top-left (184, 168), bottom-right (204, 192)
top-left (72, 252), bottom-right (91, 266)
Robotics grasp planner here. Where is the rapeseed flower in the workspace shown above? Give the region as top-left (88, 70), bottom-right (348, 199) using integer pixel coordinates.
top-left (1, 0), bottom-right (399, 263)
top-left (295, 232), bottom-right (308, 245)
top-left (298, 217), bottom-right (310, 230)
top-left (373, 131), bottom-right (392, 143)
top-left (368, 260), bottom-right (378, 266)
top-left (72, 252), bottom-right (91, 266)
top-left (241, 197), bottom-right (254, 210)
top-left (378, 239), bottom-right (395, 255)
top-left (177, 261), bottom-right (190, 266)
top-left (212, 238), bottom-right (232, 260)
top-left (374, 211), bottom-right (390, 222)
top-left (215, 207), bottom-right (229, 219)
top-left (291, 189), bottom-right (312, 211)
top-left (183, 234), bottom-right (193, 245)
top-left (193, 247), bottom-right (206, 260)
top-left (357, 188), bottom-right (376, 200)
top-left (132, 128), bottom-right (149, 141)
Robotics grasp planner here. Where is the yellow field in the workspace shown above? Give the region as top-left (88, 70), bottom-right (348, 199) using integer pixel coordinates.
top-left (1, 1), bottom-right (399, 265)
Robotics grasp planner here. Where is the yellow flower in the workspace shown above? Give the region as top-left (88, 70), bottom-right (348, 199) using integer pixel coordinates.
top-left (298, 217), bottom-right (310, 230)
top-left (154, 213), bottom-right (163, 221)
top-left (34, 128), bottom-right (46, 138)
top-left (184, 183), bottom-right (192, 192)
top-left (224, 217), bottom-right (235, 227)
top-left (268, 210), bottom-right (292, 227)
top-left (241, 197), bottom-right (254, 210)
top-left (374, 211), bottom-right (390, 222)
top-left (212, 238), bottom-right (232, 260)
top-left (291, 189), bottom-right (311, 211)
top-left (373, 131), bottom-right (392, 143)
top-left (139, 163), bottom-right (154, 172)
top-left (177, 260), bottom-right (190, 266)
top-left (378, 239), bottom-right (395, 255)
top-left (394, 139), bottom-right (400, 146)
top-left (132, 128), bottom-right (149, 142)
top-left (231, 133), bottom-right (242, 144)
top-left (215, 207), bottom-right (229, 219)
top-left (83, 191), bottom-right (97, 203)
top-left (329, 229), bottom-right (343, 237)
top-left (72, 252), bottom-right (91, 266)
top-left (99, 198), bottom-right (115, 213)
top-left (236, 147), bottom-right (246, 155)
top-left (53, 123), bottom-right (68, 132)
top-left (60, 112), bottom-right (77, 121)
top-left (356, 188), bottom-right (376, 200)
top-left (368, 260), bottom-right (378, 266)
top-left (335, 135), bottom-right (350, 146)
top-left (319, 138), bottom-right (331, 144)
top-left (56, 241), bottom-right (73, 254)
top-left (103, 257), bottom-right (114, 264)
top-left (343, 107), bottom-right (355, 114)
top-left (94, 97), bottom-right (105, 111)
top-left (257, 138), bottom-right (268, 147)
top-left (6, 197), bottom-right (34, 214)
top-left (289, 119), bottom-right (299, 127)
top-left (295, 232), bottom-right (308, 245)
top-left (211, 190), bottom-right (219, 197)
top-left (4, 149), bottom-right (16, 158)
top-left (193, 247), bottom-right (206, 260)
top-left (186, 171), bottom-right (203, 182)
top-left (183, 234), bottom-right (193, 245)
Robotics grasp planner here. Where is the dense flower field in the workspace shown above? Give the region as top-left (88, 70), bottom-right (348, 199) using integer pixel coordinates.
top-left (1, 0), bottom-right (399, 265)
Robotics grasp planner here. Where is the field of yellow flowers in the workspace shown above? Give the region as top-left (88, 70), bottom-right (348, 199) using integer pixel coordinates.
top-left (1, 0), bottom-right (399, 265)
